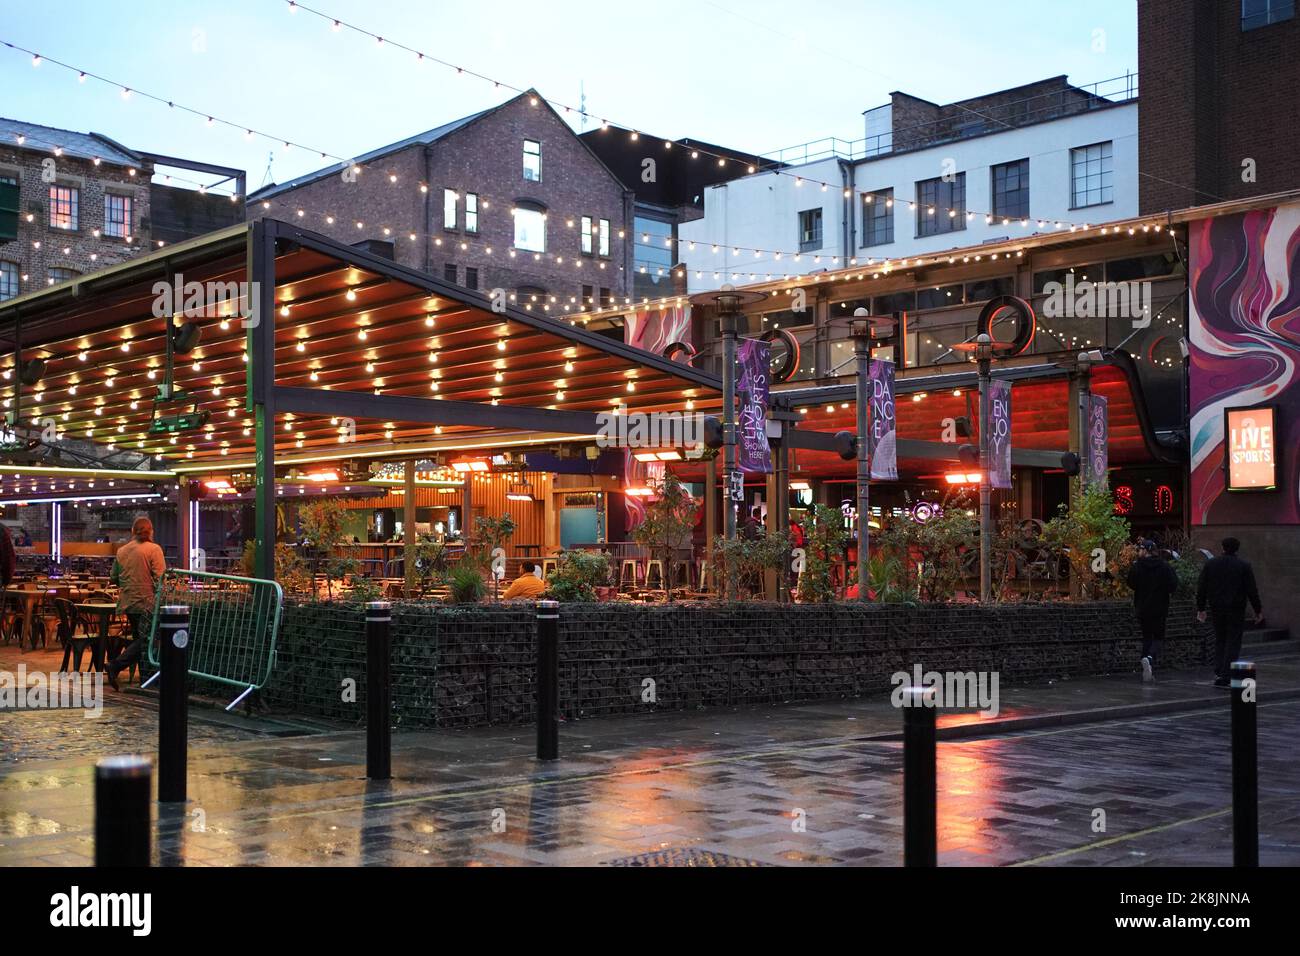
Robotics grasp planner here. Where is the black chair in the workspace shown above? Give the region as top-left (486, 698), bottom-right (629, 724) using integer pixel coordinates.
top-left (54, 598), bottom-right (93, 673)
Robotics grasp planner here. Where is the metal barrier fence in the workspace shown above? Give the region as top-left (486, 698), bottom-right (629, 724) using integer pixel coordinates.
top-left (146, 568), bottom-right (284, 710)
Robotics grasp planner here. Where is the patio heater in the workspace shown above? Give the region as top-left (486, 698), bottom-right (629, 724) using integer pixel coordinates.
top-left (687, 284), bottom-right (768, 545)
top-left (848, 308), bottom-right (897, 603)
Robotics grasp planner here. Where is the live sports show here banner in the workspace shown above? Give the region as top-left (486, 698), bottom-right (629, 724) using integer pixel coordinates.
top-left (736, 337), bottom-right (772, 474)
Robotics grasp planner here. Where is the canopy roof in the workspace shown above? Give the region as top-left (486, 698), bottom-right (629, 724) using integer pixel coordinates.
top-left (0, 220), bottom-right (721, 481)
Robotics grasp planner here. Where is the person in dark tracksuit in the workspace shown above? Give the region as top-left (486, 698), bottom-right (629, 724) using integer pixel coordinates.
top-left (1125, 538), bottom-right (1178, 682)
top-left (1196, 537), bottom-right (1263, 688)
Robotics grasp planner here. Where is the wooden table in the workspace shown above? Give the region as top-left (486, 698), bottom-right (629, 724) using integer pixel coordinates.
top-left (75, 602), bottom-right (121, 672)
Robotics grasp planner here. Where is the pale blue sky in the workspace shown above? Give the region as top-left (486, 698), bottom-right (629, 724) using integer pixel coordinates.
top-left (0, 0), bottom-right (1138, 191)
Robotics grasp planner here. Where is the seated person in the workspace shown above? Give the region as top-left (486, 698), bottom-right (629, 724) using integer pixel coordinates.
top-left (501, 561), bottom-right (546, 600)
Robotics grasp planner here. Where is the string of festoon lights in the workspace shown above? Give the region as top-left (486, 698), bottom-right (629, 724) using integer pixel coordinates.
top-left (8, 29), bottom-right (1179, 319)
top-left (11, 32), bottom-right (1139, 297)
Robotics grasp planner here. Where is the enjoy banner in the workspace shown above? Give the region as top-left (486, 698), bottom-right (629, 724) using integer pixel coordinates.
top-left (736, 338), bottom-right (772, 474)
top-left (1086, 393), bottom-right (1109, 488)
top-left (989, 379), bottom-right (1012, 490)
top-left (870, 358), bottom-right (897, 480)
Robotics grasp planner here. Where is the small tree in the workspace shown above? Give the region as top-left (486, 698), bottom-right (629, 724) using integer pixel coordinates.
top-left (469, 513), bottom-right (515, 569)
top-left (546, 549), bottom-right (611, 602)
top-left (796, 504), bottom-right (850, 603)
top-left (713, 531), bottom-right (791, 600)
top-left (1042, 481), bottom-right (1131, 600)
top-left (878, 493), bottom-right (978, 602)
top-left (632, 474), bottom-right (698, 601)
top-left (299, 498), bottom-right (358, 600)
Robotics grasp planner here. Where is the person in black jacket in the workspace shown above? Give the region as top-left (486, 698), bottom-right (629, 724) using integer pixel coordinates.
top-left (1125, 538), bottom-right (1178, 682)
top-left (1196, 537), bottom-right (1264, 687)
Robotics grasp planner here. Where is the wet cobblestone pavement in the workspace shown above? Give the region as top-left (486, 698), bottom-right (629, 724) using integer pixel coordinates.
top-left (3, 644), bottom-right (1299, 867)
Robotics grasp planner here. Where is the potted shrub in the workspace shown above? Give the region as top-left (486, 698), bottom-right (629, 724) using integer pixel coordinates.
top-left (632, 474), bottom-right (698, 601)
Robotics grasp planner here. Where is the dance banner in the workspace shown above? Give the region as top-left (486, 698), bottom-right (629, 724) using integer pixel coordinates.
top-left (989, 380), bottom-right (1012, 490)
top-left (1086, 394), bottom-right (1109, 488)
top-left (736, 338), bottom-right (772, 474)
top-left (869, 358), bottom-right (897, 480)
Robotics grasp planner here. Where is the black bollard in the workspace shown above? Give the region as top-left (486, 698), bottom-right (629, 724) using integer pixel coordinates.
top-left (1230, 660), bottom-right (1258, 867)
top-left (536, 599), bottom-right (559, 761)
top-left (902, 684), bottom-right (938, 867)
top-left (366, 600), bottom-right (392, 780)
top-left (157, 604), bottom-right (190, 803)
top-left (95, 755), bottom-right (152, 866)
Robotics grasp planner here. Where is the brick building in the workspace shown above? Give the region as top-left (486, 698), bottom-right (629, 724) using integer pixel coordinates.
top-left (1138, 0), bottom-right (1300, 213)
top-left (247, 90), bottom-right (634, 315)
top-left (0, 117), bottom-right (246, 302)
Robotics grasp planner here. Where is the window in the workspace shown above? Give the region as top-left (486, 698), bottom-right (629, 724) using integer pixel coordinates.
top-left (465, 267), bottom-right (478, 290)
top-left (48, 267), bottom-right (79, 286)
top-left (444, 263), bottom-right (457, 284)
top-left (49, 185), bottom-right (78, 231)
top-left (0, 260), bottom-right (19, 301)
top-left (0, 175), bottom-right (17, 242)
top-left (992, 159), bottom-right (1029, 220)
top-left (582, 284), bottom-right (594, 305)
top-left (581, 216), bottom-right (594, 255)
top-left (443, 189), bottom-right (458, 230)
top-left (1242, 0), bottom-right (1294, 29)
top-left (513, 205), bottom-right (546, 252)
top-left (916, 173), bottom-right (965, 237)
top-left (598, 218), bottom-right (610, 257)
top-left (104, 193), bottom-right (132, 238)
top-left (798, 209), bottom-right (823, 252)
top-left (861, 189), bottom-right (893, 247)
top-left (523, 140), bottom-right (541, 182)
top-left (599, 287), bottom-right (612, 308)
top-left (1071, 141), bottom-right (1113, 208)
top-left (465, 193), bottom-right (478, 234)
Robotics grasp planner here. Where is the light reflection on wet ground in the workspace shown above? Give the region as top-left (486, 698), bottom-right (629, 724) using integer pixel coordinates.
top-left (3, 645), bottom-right (1300, 866)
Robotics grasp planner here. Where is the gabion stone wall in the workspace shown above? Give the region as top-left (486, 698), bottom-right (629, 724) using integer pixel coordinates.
top-left (259, 599), bottom-right (1208, 729)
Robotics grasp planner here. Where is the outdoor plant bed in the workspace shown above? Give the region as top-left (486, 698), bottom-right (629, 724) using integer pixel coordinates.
top-left (257, 597), bottom-right (1210, 729)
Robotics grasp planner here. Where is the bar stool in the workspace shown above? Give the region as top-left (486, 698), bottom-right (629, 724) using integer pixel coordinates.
top-left (541, 557), bottom-right (558, 580)
top-left (619, 558), bottom-right (640, 589)
top-left (695, 559), bottom-right (711, 593)
top-left (644, 559), bottom-right (665, 590)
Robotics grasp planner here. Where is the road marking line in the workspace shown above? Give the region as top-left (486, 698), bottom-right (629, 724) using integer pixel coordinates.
top-left (1010, 808), bottom-right (1231, 866)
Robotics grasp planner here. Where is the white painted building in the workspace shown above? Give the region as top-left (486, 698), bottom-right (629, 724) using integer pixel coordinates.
top-left (679, 75), bottom-right (1138, 293)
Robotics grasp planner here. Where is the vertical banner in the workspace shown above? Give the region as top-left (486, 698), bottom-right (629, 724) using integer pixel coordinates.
top-left (736, 338), bottom-right (772, 474)
top-left (869, 358), bottom-right (897, 480)
top-left (1086, 394), bottom-right (1109, 488)
top-left (989, 380), bottom-right (1012, 490)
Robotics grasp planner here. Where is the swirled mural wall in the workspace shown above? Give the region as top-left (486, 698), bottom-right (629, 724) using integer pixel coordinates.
top-left (1189, 202), bottom-right (1300, 524)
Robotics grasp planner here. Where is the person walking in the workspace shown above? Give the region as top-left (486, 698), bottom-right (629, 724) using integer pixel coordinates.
top-left (1196, 537), bottom-right (1263, 688)
top-left (105, 517), bottom-right (166, 691)
top-left (1125, 538), bottom-right (1178, 682)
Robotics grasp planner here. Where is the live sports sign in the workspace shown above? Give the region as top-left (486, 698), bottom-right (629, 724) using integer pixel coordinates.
top-left (1224, 405), bottom-right (1278, 491)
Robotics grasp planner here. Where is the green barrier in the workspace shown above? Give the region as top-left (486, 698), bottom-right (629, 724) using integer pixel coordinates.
top-left (145, 568), bottom-right (284, 710)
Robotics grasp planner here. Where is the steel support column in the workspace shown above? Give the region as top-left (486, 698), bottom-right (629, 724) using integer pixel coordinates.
top-left (403, 459), bottom-right (417, 597)
top-left (248, 221), bottom-right (278, 581)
